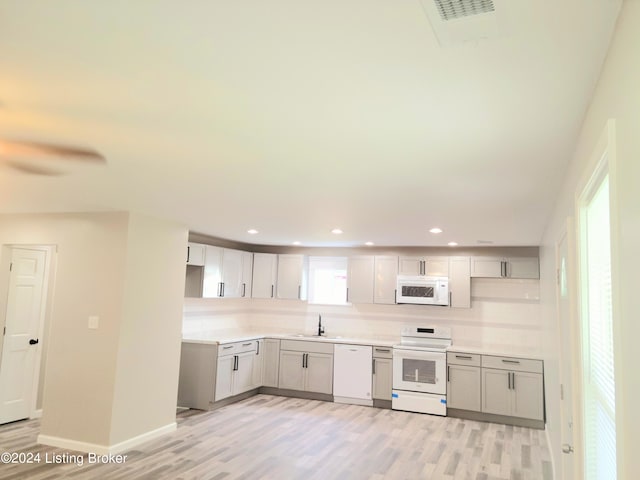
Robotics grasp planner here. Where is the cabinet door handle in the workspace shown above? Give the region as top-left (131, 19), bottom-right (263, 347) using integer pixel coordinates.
top-left (449, 291), bottom-right (452, 308)
top-left (187, 245), bottom-right (190, 263)
top-left (242, 283), bottom-right (246, 297)
top-left (394, 289), bottom-right (397, 304)
top-left (447, 365), bottom-right (450, 382)
top-left (375, 348), bottom-right (390, 353)
top-left (223, 345), bottom-right (234, 350)
top-left (346, 287), bottom-right (349, 303)
top-left (455, 355), bottom-right (473, 360)
top-left (242, 342), bottom-right (252, 347)
top-left (298, 285), bottom-right (301, 299)
top-left (302, 353), bottom-right (306, 368)
top-left (372, 358), bottom-right (376, 374)
top-left (256, 341), bottom-right (260, 355)
top-left (233, 355), bottom-right (238, 371)
top-left (511, 372), bottom-right (515, 390)
top-left (271, 285), bottom-right (274, 298)
top-left (502, 359), bottom-right (521, 364)
top-left (508, 371), bottom-right (511, 389)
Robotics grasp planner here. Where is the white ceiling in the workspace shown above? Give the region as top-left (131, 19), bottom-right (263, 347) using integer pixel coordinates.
top-left (0, 0), bottom-right (622, 247)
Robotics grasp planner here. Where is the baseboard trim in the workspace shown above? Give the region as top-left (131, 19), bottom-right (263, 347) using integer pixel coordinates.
top-left (31, 409), bottom-right (43, 419)
top-left (447, 408), bottom-right (545, 429)
top-left (37, 422), bottom-right (177, 455)
top-left (334, 396), bottom-right (373, 407)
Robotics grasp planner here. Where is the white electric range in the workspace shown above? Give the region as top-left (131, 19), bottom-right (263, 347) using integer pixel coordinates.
top-left (392, 326), bottom-right (452, 416)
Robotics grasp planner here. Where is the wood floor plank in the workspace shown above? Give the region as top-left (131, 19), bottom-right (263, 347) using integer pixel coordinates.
top-left (0, 394), bottom-right (552, 479)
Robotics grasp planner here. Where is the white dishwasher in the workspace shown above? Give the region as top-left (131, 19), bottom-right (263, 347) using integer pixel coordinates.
top-left (333, 344), bottom-right (373, 406)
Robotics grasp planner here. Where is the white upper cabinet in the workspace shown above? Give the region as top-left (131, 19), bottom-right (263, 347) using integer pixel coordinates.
top-left (252, 253), bottom-right (278, 299)
top-left (186, 242), bottom-right (206, 266)
top-left (374, 256), bottom-right (398, 304)
top-left (398, 256), bottom-right (449, 276)
top-left (506, 257), bottom-right (539, 279)
top-left (471, 257), bottom-right (539, 279)
top-left (202, 247), bottom-right (254, 298)
top-left (202, 245), bottom-right (223, 298)
top-left (448, 256), bottom-right (471, 308)
top-left (347, 256), bottom-right (375, 304)
top-left (276, 254), bottom-right (307, 300)
top-left (220, 249), bottom-right (254, 298)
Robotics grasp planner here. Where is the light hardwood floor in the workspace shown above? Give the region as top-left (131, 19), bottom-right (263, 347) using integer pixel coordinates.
top-left (0, 394), bottom-right (552, 479)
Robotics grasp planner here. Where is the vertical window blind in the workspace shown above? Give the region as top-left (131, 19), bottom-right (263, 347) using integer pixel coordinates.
top-left (582, 175), bottom-right (616, 479)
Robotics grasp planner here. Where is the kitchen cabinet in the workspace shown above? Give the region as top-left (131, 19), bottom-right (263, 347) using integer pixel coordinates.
top-left (446, 352), bottom-right (481, 411)
top-left (481, 355), bottom-right (544, 421)
top-left (448, 256), bottom-right (471, 308)
top-left (347, 256), bottom-right (374, 304)
top-left (471, 257), bottom-right (539, 279)
top-left (202, 247), bottom-right (253, 298)
top-left (177, 342), bottom-right (217, 410)
top-left (262, 339), bottom-right (280, 387)
top-left (186, 242), bottom-right (206, 266)
top-left (278, 340), bottom-right (333, 394)
top-left (374, 256), bottom-right (398, 304)
top-left (372, 346), bottom-right (393, 401)
top-left (398, 256), bottom-right (449, 276)
top-left (252, 253), bottom-right (278, 298)
top-left (276, 254), bottom-right (307, 300)
top-left (215, 340), bottom-right (258, 401)
top-left (251, 339), bottom-right (264, 388)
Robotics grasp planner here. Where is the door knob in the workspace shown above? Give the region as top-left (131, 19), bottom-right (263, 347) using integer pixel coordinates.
top-left (562, 444), bottom-right (574, 454)
top-left (29, 338), bottom-right (39, 345)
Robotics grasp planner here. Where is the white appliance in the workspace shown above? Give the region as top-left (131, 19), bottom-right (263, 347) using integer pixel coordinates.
top-left (392, 326), bottom-right (451, 416)
top-left (395, 275), bottom-right (449, 306)
top-left (333, 344), bottom-right (373, 406)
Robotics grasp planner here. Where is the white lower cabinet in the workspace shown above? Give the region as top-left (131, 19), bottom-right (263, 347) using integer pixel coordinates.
top-left (372, 346), bottom-right (393, 401)
top-left (215, 341), bottom-right (258, 401)
top-left (480, 356), bottom-right (544, 421)
top-left (447, 351), bottom-right (482, 412)
top-left (278, 340), bottom-right (334, 394)
top-left (251, 339), bottom-right (264, 388)
top-left (262, 338), bottom-right (280, 388)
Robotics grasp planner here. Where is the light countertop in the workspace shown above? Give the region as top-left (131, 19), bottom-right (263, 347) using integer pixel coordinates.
top-left (182, 330), bottom-right (397, 348)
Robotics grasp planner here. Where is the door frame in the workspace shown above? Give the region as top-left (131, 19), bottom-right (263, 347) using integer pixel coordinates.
top-left (555, 218), bottom-right (578, 479)
top-left (0, 244), bottom-right (55, 420)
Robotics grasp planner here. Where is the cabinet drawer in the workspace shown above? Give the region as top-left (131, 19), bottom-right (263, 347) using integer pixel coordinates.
top-left (372, 346), bottom-right (393, 358)
top-left (447, 352), bottom-right (481, 366)
top-left (482, 355), bottom-right (542, 373)
top-left (218, 340), bottom-right (257, 356)
top-left (280, 339), bottom-right (334, 355)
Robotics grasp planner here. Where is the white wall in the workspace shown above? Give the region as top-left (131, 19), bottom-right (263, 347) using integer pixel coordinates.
top-left (109, 212), bottom-right (187, 446)
top-left (0, 212), bottom-right (129, 445)
top-left (184, 277), bottom-right (542, 355)
top-left (539, 2), bottom-right (640, 478)
top-left (0, 211), bottom-right (188, 451)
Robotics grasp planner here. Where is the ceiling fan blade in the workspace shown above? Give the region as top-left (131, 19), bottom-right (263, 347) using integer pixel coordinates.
top-left (0, 139), bottom-right (105, 163)
top-left (4, 159), bottom-right (65, 176)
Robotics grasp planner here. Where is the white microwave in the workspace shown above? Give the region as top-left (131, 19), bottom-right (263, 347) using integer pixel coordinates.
top-left (396, 275), bottom-right (449, 306)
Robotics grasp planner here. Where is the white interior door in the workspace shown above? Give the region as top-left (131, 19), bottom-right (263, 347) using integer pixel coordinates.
top-left (0, 248), bottom-right (47, 424)
top-left (557, 223), bottom-right (575, 479)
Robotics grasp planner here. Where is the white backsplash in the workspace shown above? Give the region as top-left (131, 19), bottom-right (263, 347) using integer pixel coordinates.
top-left (183, 278), bottom-right (543, 355)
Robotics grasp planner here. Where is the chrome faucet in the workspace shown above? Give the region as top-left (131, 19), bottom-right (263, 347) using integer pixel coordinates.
top-left (318, 315), bottom-right (325, 336)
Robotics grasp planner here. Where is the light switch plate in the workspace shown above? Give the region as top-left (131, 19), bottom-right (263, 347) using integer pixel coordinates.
top-left (88, 316), bottom-right (99, 329)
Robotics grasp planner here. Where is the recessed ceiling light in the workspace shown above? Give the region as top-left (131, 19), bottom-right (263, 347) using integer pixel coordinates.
top-left (365, 241), bottom-right (374, 246)
top-left (247, 229), bottom-right (259, 235)
top-left (331, 228), bottom-right (343, 235)
top-left (448, 242), bottom-right (458, 247)
top-left (429, 227), bottom-right (443, 234)
top-left (292, 241), bottom-right (301, 246)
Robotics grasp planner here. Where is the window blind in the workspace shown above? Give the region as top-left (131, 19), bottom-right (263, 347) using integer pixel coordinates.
top-left (582, 175), bottom-right (616, 479)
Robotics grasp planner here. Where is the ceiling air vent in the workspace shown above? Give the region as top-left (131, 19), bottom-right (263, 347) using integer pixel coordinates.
top-left (434, 0), bottom-right (495, 21)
